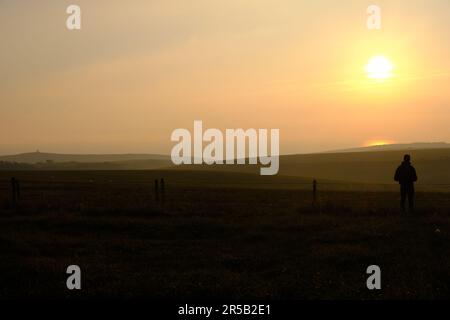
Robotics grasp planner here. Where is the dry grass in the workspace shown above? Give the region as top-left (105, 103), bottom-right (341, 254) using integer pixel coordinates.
top-left (0, 171), bottom-right (450, 299)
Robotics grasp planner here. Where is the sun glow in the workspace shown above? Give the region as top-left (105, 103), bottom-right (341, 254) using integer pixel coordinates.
top-left (365, 56), bottom-right (394, 79)
top-left (365, 139), bottom-right (395, 147)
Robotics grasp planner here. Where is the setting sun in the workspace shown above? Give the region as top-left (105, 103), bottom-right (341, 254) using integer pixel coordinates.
top-left (365, 139), bottom-right (395, 147)
top-left (365, 55), bottom-right (394, 79)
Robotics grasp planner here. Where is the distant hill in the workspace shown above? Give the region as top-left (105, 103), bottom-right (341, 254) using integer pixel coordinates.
top-left (0, 152), bottom-right (170, 164)
top-left (1, 147), bottom-right (450, 188)
top-left (0, 159), bottom-right (173, 171)
top-left (279, 148), bottom-right (450, 184)
top-left (170, 148), bottom-right (450, 186)
top-left (325, 142), bottom-right (450, 153)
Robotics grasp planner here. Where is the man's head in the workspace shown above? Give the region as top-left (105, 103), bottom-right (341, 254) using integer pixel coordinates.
top-left (403, 154), bottom-right (411, 162)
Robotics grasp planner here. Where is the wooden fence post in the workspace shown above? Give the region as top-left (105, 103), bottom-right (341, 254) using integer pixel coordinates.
top-left (160, 178), bottom-right (165, 204)
top-left (154, 179), bottom-right (159, 202)
top-left (11, 177), bottom-right (17, 208)
top-left (16, 179), bottom-right (20, 200)
top-left (313, 179), bottom-right (317, 206)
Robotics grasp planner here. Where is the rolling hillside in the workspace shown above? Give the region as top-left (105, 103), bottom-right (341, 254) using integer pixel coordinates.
top-left (171, 148), bottom-right (450, 186)
top-left (0, 151), bottom-right (169, 164)
top-left (1, 146), bottom-right (450, 186)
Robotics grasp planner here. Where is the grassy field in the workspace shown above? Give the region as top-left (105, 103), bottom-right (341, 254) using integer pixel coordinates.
top-left (1, 170), bottom-right (450, 299)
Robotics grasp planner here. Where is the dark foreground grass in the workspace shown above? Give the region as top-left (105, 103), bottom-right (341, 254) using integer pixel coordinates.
top-left (0, 171), bottom-right (450, 299)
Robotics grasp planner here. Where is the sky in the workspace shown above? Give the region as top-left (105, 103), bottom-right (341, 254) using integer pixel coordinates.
top-left (1, 0), bottom-right (449, 155)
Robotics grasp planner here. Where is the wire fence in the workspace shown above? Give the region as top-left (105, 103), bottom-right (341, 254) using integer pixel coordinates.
top-left (1, 176), bottom-right (449, 211)
top-left (1, 177), bottom-right (450, 190)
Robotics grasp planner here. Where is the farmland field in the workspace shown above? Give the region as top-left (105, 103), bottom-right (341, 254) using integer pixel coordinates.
top-left (1, 170), bottom-right (450, 299)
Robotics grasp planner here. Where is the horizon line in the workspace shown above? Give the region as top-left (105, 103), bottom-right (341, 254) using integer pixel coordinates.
top-left (1, 141), bottom-right (449, 158)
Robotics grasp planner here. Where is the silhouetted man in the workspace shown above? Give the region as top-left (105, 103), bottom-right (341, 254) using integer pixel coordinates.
top-left (394, 154), bottom-right (418, 212)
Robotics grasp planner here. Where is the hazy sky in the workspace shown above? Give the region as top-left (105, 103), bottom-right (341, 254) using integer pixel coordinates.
top-left (1, 0), bottom-right (449, 155)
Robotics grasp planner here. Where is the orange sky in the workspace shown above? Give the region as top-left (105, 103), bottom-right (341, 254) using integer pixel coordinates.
top-left (1, 0), bottom-right (449, 155)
